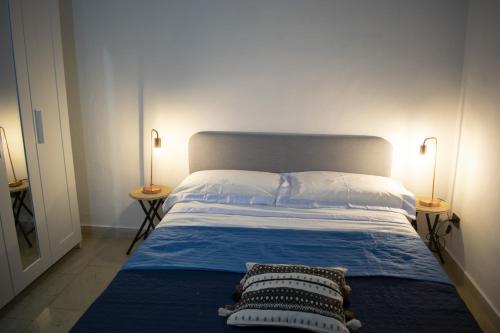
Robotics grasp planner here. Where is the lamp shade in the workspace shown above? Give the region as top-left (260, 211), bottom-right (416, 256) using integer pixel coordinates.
top-left (154, 137), bottom-right (161, 149)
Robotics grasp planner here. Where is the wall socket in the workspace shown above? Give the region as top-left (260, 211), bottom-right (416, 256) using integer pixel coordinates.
top-left (451, 212), bottom-right (461, 228)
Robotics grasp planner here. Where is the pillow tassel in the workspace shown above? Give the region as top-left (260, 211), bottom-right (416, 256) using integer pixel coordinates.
top-left (346, 319), bottom-right (362, 331)
top-left (218, 307), bottom-right (233, 317)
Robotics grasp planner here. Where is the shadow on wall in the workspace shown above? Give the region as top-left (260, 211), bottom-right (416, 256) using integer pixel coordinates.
top-left (59, 0), bottom-right (90, 225)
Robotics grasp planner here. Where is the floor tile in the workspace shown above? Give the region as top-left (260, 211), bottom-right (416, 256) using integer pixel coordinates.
top-left (0, 227), bottom-right (128, 333)
top-left (24, 308), bottom-right (82, 333)
top-left (0, 316), bottom-right (31, 333)
top-left (0, 291), bottom-right (56, 321)
top-left (50, 265), bottom-right (118, 312)
top-left (25, 272), bottom-right (77, 299)
top-left (48, 237), bottom-right (106, 275)
top-left (89, 238), bottom-right (134, 268)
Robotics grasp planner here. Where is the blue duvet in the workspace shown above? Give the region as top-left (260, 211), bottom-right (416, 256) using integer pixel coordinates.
top-left (123, 203), bottom-right (449, 285)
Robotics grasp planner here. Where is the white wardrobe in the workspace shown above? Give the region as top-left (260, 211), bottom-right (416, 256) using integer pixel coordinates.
top-left (0, 0), bottom-right (81, 308)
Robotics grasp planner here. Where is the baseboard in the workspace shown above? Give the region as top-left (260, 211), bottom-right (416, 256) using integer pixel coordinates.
top-left (80, 224), bottom-right (139, 239)
top-left (444, 248), bottom-right (500, 333)
top-left (80, 224), bottom-right (137, 230)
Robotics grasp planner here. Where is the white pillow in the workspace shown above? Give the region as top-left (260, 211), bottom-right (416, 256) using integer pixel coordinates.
top-left (276, 171), bottom-right (416, 217)
top-left (163, 170), bottom-right (282, 212)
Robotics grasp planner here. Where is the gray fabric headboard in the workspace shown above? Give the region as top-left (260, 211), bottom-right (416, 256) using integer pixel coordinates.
top-left (189, 132), bottom-right (392, 177)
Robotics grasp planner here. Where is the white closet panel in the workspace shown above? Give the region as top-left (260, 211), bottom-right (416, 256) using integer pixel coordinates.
top-left (0, 217), bottom-right (14, 308)
top-left (2, 0), bottom-right (53, 294)
top-left (19, 0), bottom-right (81, 261)
top-left (0, 0), bottom-right (81, 301)
top-left (0, 130), bottom-right (52, 292)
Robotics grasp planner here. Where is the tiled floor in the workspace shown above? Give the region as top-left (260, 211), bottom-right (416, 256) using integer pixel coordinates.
top-left (0, 227), bottom-right (138, 333)
top-left (0, 226), bottom-right (496, 333)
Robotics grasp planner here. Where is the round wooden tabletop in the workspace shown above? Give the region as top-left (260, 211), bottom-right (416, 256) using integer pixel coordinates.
top-left (9, 180), bottom-right (29, 193)
top-left (129, 185), bottom-right (171, 201)
top-left (416, 197), bottom-right (450, 214)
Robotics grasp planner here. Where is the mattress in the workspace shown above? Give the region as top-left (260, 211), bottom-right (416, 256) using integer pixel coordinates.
top-left (71, 202), bottom-right (481, 332)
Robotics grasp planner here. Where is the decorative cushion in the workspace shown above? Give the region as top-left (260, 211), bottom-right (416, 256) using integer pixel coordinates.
top-left (221, 263), bottom-right (350, 333)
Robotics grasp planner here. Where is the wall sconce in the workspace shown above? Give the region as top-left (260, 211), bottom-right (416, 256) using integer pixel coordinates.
top-left (142, 129), bottom-right (162, 194)
top-left (419, 136), bottom-right (440, 207)
top-left (0, 126), bottom-right (23, 188)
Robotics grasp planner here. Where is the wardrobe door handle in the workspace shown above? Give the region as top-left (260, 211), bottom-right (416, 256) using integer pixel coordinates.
top-left (34, 110), bottom-right (45, 144)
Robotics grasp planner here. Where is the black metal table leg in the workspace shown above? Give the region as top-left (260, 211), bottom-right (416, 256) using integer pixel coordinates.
top-left (152, 199), bottom-right (163, 221)
top-left (425, 213), bottom-right (444, 264)
top-left (142, 202), bottom-right (152, 240)
top-left (143, 199), bottom-right (165, 238)
top-left (15, 191), bottom-right (27, 221)
top-left (127, 199), bottom-right (164, 255)
top-left (126, 201), bottom-right (156, 255)
top-left (12, 191), bottom-right (33, 248)
top-left (12, 192), bottom-right (19, 211)
top-left (140, 200), bottom-right (158, 237)
top-left (411, 212), bottom-right (418, 231)
top-left (12, 190), bottom-right (34, 222)
top-left (19, 191), bottom-right (33, 217)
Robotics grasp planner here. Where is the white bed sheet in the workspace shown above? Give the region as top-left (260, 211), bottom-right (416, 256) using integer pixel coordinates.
top-left (158, 201), bottom-right (417, 237)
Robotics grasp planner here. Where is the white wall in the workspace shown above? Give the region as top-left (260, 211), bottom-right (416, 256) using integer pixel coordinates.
top-left (70, 0), bottom-right (468, 228)
top-left (449, 0), bottom-right (500, 318)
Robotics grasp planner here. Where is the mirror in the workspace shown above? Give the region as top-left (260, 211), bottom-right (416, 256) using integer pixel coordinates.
top-left (0, 5), bottom-right (40, 269)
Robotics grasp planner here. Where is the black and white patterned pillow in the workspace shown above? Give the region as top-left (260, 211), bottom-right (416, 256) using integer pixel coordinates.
top-left (221, 263), bottom-right (350, 333)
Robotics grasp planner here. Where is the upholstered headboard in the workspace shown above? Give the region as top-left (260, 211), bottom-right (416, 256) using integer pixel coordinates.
top-left (189, 131), bottom-right (392, 177)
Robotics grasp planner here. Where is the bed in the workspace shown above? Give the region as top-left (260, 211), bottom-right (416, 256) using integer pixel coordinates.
top-left (71, 132), bottom-right (480, 333)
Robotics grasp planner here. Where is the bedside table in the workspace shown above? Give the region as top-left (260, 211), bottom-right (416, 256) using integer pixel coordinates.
top-left (9, 180), bottom-right (34, 247)
top-left (416, 197), bottom-right (450, 264)
top-left (127, 185), bottom-right (171, 255)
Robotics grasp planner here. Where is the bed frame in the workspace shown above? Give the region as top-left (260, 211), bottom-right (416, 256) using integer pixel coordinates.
top-left (72, 132), bottom-right (482, 333)
top-left (189, 131), bottom-right (392, 177)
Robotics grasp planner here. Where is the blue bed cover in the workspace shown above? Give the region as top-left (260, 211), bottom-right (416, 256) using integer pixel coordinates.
top-left (123, 225), bottom-right (450, 284)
